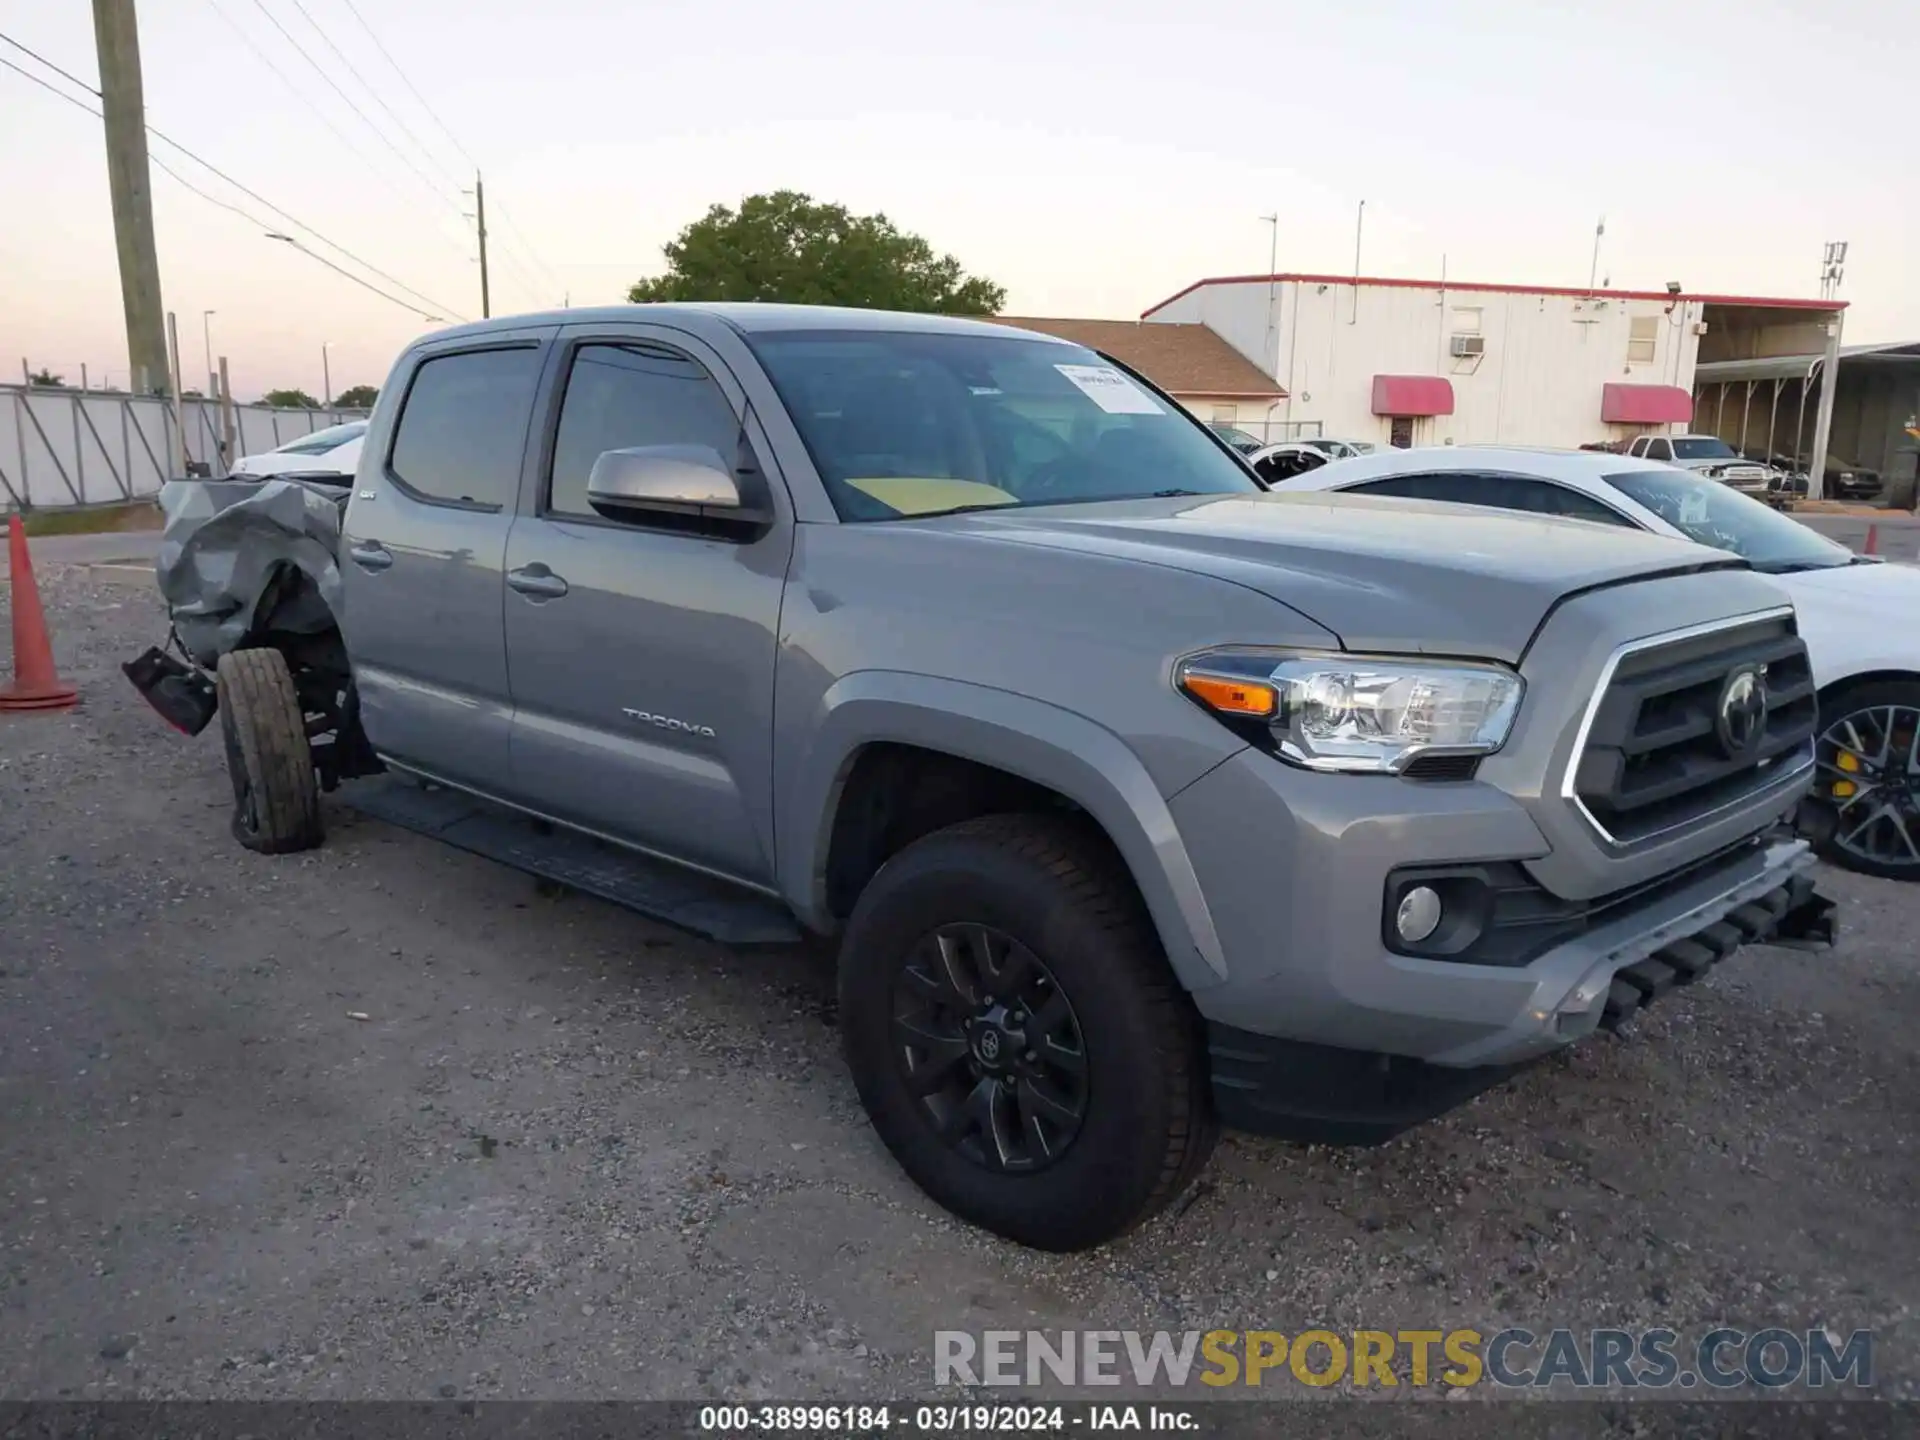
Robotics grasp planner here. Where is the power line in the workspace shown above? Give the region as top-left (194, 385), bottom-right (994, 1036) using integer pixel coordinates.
top-left (246, 0), bottom-right (464, 213)
top-left (283, 0), bottom-right (462, 192)
top-left (0, 52), bottom-right (96, 109)
top-left (201, 0), bottom-right (472, 260)
top-left (0, 46), bottom-right (465, 323)
top-left (143, 117), bottom-right (468, 317)
top-left (337, 0), bottom-right (475, 168)
top-left (489, 200), bottom-right (567, 300)
top-left (264, 234), bottom-right (455, 321)
top-left (0, 32), bottom-right (97, 93)
top-left (332, 0), bottom-right (566, 299)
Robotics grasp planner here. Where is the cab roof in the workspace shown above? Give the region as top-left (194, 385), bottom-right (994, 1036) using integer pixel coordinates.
top-left (420, 303), bottom-right (1073, 345)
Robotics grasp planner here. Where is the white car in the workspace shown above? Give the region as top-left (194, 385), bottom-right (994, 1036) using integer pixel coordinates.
top-left (1270, 444), bottom-right (1920, 880)
top-left (230, 420), bottom-right (367, 480)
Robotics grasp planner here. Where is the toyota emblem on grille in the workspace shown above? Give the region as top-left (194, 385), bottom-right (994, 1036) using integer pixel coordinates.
top-left (1715, 665), bottom-right (1769, 758)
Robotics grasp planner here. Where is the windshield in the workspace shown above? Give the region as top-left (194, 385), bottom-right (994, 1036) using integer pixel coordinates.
top-left (746, 330), bottom-right (1262, 520)
top-left (1605, 469), bottom-right (1855, 571)
top-left (1668, 437), bottom-right (1737, 460)
top-left (276, 420), bottom-right (367, 455)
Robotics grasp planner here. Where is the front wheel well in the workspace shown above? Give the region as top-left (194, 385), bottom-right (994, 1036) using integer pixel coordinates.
top-left (822, 743), bottom-right (1109, 920)
top-left (1818, 671), bottom-right (1920, 714)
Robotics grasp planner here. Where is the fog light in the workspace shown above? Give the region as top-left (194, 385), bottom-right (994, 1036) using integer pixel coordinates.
top-left (1395, 885), bottom-right (1443, 944)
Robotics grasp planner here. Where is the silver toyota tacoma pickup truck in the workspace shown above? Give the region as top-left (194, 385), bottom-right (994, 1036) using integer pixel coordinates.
top-left (131, 304), bottom-right (1836, 1252)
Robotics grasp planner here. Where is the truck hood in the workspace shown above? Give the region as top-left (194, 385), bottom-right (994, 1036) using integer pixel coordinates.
top-left (1671, 456), bottom-right (1772, 477)
top-left (919, 491), bottom-right (1742, 662)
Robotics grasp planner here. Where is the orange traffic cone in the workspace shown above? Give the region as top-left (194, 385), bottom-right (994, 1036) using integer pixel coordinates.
top-left (0, 512), bottom-right (78, 711)
top-left (1864, 524), bottom-right (1880, 556)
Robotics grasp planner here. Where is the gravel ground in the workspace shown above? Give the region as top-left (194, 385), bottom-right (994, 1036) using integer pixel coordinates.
top-left (1, 566), bottom-right (1916, 1411)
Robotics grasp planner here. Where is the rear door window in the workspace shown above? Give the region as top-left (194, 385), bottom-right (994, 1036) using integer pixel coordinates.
top-left (388, 347), bottom-right (543, 509)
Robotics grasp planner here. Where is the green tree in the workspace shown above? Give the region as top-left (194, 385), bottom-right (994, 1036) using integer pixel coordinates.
top-left (261, 387), bottom-right (321, 409)
top-left (628, 191), bottom-right (1005, 314)
top-left (27, 368), bottom-right (64, 387)
top-left (333, 383), bottom-right (379, 410)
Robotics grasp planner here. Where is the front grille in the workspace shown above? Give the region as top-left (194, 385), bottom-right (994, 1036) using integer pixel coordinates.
top-left (1568, 611), bottom-right (1815, 846)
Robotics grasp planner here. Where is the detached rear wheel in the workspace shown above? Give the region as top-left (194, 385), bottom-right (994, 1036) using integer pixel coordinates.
top-left (217, 648), bottom-right (323, 854)
top-left (1814, 679), bottom-right (1920, 880)
top-left (838, 813), bottom-right (1215, 1251)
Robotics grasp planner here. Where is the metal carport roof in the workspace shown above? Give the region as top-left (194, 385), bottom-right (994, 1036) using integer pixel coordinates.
top-left (1695, 339), bottom-right (1920, 385)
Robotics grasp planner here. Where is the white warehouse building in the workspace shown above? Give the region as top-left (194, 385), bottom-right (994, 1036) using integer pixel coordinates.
top-left (1141, 272), bottom-right (1847, 455)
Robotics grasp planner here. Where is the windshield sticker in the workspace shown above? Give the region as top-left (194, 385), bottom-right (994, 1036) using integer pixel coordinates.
top-left (1054, 364), bottom-right (1163, 415)
top-left (1679, 490), bottom-right (1711, 525)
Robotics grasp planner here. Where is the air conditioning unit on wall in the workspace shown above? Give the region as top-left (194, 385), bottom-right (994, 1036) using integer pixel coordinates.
top-left (1450, 334), bottom-right (1485, 358)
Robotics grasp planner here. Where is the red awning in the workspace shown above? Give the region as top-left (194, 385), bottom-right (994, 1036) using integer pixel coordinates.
top-left (1602, 384), bottom-right (1693, 425)
top-left (1370, 375), bottom-right (1454, 417)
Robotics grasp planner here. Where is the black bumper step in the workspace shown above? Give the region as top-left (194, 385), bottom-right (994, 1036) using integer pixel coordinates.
top-left (336, 774), bottom-right (805, 947)
top-left (1599, 871), bottom-right (1834, 1032)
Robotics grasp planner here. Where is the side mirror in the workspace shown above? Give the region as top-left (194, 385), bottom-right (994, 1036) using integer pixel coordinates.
top-left (586, 445), bottom-right (743, 519)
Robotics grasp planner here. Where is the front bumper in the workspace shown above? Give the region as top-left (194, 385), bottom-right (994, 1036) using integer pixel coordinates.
top-left (1166, 743), bottom-right (1834, 1145)
top-left (1207, 857), bottom-right (1834, 1146)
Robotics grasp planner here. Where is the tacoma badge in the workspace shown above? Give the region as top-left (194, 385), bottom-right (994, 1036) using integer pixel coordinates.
top-left (622, 707), bottom-right (716, 739)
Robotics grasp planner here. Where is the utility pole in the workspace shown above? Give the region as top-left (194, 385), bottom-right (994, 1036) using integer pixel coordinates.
top-left (1588, 217), bottom-right (1605, 295)
top-left (202, 310), bottom-right (216, 394)
top-left (1808, 314), bottom-right (1844, 503)
top-left (166, 310), bottom-right (189, 476)
top-left (474, 171), bottom-right (491, 319)
top-left (322, 342), bottom-right (333, 409)
top-left (92, 0), bottom-right (169, 395)
top-left (1260, 214), bottom-right (1279, 376)
top-left (1351, 199), bottom-right (1365, 325)
top-left (218, 356), bottom-right (236, 475)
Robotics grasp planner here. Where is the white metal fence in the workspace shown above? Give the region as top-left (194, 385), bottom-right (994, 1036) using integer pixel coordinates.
top-left (0, 385), bottom-right (369, 511)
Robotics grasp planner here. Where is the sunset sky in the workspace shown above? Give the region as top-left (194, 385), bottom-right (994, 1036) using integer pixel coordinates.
top-left (2, 0), bottom-right (1911, 404)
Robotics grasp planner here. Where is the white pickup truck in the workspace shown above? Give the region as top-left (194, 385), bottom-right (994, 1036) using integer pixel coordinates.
top-left (1626, 433), bottom-right (1779, 502)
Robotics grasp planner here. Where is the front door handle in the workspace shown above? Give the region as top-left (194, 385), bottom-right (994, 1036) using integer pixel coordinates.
top-left (508, 564), bottom-right (569, 600)
top-left (348, 540), bottom-right (393, 572)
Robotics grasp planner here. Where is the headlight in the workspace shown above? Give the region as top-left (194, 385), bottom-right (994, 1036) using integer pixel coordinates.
top-left (1175, 649), bottom-right (1524, 774)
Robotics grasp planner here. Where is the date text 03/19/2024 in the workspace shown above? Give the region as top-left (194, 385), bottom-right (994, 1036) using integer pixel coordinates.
top-left (697, 1405), bottom-right (1193, 1433)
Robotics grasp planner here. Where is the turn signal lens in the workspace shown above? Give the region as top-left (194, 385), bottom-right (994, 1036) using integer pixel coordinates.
top-left (1178, 671), bottom-right (1279, 719)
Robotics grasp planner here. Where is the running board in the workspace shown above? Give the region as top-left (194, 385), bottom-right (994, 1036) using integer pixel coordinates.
top-left (335, 775), bottom-right (805, 947)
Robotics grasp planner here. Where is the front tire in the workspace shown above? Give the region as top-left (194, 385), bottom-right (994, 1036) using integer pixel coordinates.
top-left (838, 813), bottom-right (1215, 1251)
top-left (1813, 679), bottom-right (1920, 881)
top-left (217, 648), bottom-right (323, 855)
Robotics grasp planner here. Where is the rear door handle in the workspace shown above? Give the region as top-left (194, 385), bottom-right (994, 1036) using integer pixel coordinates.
top-left (508, 564), bottom-right (569, 600)
top-left (348, 540), bottom-right (393, 572)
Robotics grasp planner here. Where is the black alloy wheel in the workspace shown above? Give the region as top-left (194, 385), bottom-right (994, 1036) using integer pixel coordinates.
top-left (837, 813), bottom-right (1215, 1251)
top-left (1815, 684), bottom-right (1920, 880)
top-left (892, 922), bottom-right (1088, 1173)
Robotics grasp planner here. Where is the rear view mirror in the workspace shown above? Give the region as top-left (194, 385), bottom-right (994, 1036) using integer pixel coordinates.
top-left (586, 445), bottom-right (743, 518)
